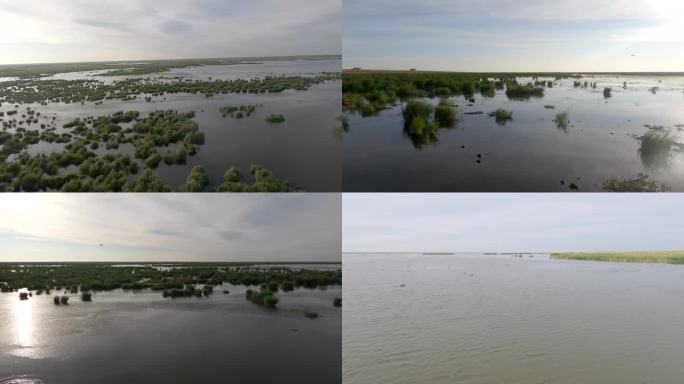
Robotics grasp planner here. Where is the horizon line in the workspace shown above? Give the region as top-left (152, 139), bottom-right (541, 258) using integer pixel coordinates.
top-left (0, 54), bottom-right (343, 67)
top-left (342, 68), bottom-right (684, 75)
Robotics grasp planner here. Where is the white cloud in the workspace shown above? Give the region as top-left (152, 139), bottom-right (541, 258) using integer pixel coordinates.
top-left (0, 0), bottom-right (340, 63)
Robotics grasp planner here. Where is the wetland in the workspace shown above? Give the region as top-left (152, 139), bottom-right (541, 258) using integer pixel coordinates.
top-left (342, 71), bottom-right (684, 192)
top-left (0, 262), bottom-right (341, 384)
top-left (0, 56), bottom-right (341, 192)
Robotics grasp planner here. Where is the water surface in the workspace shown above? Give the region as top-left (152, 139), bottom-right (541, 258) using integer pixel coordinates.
top-left (344, 75), bottom-right (684, 191)
top-left (344, 253), bottom-right (684, 383)
top-left (1, 284), bottom-right (341, 384)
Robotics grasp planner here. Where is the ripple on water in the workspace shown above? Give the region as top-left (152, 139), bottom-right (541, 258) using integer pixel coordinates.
top-left (0, 376), bottom-right (46, 384)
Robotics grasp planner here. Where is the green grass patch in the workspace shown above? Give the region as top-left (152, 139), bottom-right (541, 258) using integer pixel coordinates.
top-left (551, 251), bottom-right (684, 264)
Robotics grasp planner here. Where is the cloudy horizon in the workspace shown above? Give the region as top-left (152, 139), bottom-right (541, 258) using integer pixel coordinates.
top-left (0, 194), bottom-right (341, 262)
top-left (344, 0), bottom-right (684, 72)
top-left (0, 0), bottom-right (340, 65)
top-left (343, 194), bottom-right (684, 253)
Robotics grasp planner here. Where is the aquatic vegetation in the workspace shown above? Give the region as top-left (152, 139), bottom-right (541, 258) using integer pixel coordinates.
top-left (554, 112), bottom-right (569, 131)
top-left (0, 263), bottom-right (340, 296)
top-left (638, 131), bottom-right (677, 167)
top-left (213, 165), bottom-right (294, 192)
top-left (551, 251), bottom-right (684, 264)
top-left (220, 105), bottom-right (257, 118)
top-left (403, 100), bottom-right (433, 129)
top-left (488, 108), bottom-right (513, 126)
top-left (433, 101), bottom-right (457, 128)
top-left (181, 166), bottom-right (209, 192)
top-left (602, 173), bottom-right (668, 192)
top-left (19, 292), bottom-right (29, 300)
top-left (304, 311), bottom-right (319, 319)
top-left (603, 87), bottom-right (612, 98)
top-left (60, 296), bottom-right (69, 304)
top-left (81, 292), bottom-right (92, 301)
top-left (505, 83), bottom-right (544, 99)
top-left (333, 115), bottom-right (349, 139)
top-left (265, 114), bottom-right (285, 123)
top-left (333, 297), bottom-right (342, 307)
top-left (53, 296), bottom-right (60, 305)
top-left (247, 288), bottom-right (279, 308)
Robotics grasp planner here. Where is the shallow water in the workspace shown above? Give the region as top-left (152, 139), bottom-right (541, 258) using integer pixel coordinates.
top-left (0, 284), bottom-right (341, 384)
top-left (1, 58), bottom-right (341, 191)
top-left (344, 253), bottom-right (684, 384)
top-left (343, 75), bottom-right (684, 191)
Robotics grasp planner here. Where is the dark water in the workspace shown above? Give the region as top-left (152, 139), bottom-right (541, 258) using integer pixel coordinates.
top-left (0, 284), bottom-right (341, 384)
top-left (343, 75), bottom-right (684, 191)
top-left (344, 253), bottom-right (684, 384)
top-left (1, 58), bottom-right (341, 191)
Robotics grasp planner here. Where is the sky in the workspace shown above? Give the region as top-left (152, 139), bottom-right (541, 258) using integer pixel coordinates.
top-left (0, 194), bottom-right (340, 262)
top-left (0, 0), bottom-right (340, 64)
top-left (344, 0), bottom-right (684, 72)
top-left (344, 194), bottom-right (684, 253)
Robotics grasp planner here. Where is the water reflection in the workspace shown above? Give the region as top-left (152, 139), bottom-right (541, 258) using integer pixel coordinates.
top-left (13, 291), bottom-right (33, 348)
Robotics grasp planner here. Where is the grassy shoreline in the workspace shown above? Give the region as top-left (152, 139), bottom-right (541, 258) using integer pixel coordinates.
top-left (550, 251), bottom-right (684, 264)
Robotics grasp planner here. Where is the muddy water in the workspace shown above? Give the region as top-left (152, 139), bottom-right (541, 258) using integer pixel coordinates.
top-left (344, 253), bottom-right (684, 384)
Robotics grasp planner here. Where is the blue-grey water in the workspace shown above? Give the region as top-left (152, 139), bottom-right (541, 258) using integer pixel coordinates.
top-left (344, 253), bottom-right (684, 383)
top-left (344, 75), bottom-right (684, 191)
top-left (1, 283), bottom-right (341, 384)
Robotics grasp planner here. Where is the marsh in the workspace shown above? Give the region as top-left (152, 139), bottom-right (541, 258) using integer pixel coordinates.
top-left (0, 263), bottom-right (341, 384)
top-left (342, 72), bottom-right (684, 192)
top-left (0, 56), bottom-right (341, 192)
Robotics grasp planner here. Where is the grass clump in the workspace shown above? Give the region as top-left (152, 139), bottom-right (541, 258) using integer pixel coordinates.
top-left (505, 83), bottom-right (544, 99)
top-left (213, 165), bottom-right (294, 192)
top-left (81, 292), bottom-right (92, 301)
top-left (304, 311), bottom-right (319, 319)
top-left (433, 101), bottom-right (457, 127)
top-left (551, 251), bottom-right (684, 264)
top-left (333, 297), bottom-right (342, 307)
top-left (265, 114), bottom-right (285, 123)
top-left (181, 166), bottom-right (209, 192)
top-left (603, 87), bottom-right (612, 98)
top-left (246, 288), bottom-right (279, 308)
top-left (602, 173), bottom-right (668, 192)
top-left (19, 292), bottom-right (29, 300)
top-left (554, 112), bottom-right (569, 131)
top-left (60, 296), bottom-right (69, 305)
top-left (488, 108), bottom-right (513, 125)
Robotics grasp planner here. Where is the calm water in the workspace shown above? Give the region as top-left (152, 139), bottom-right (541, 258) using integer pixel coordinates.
top-left (1, 58), bottom-right (341, 191)
top-left (0, 284), bottom-right (341, 384)
top-left (344, 253), bottom-right (684, 384)
top-left (344, 75), bottom-right (684, 191)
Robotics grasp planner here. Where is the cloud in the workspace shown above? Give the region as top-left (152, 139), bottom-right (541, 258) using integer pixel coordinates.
top-left (343, 194), bottom-right (684, 253)
top-left (0, 0), bottom-right (340, 64)
top-left (0, 194), bottom-right (340, 262)
top-left (343, 0), bottom-right (684, 71)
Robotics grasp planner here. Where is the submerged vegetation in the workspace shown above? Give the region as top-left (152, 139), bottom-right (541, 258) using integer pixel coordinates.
top-left (551, 251), bottom-right (684, 264)
top-left (602, 173), bottom-right (669, 192)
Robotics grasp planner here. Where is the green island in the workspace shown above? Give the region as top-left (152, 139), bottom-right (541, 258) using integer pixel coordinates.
top-left (1, 263), bottom-right (342, 312)
top-left (550, 251), bottom-right (684, 264)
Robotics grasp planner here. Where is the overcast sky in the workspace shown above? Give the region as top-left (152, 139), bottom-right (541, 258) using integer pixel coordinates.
top-left (344, 194), bottom-right (684, 253)
top-left (344, 0), bottom-right (684, 72)
top-left (0, 194), bottom-right (340, 262)
top-left (0, 0), bottom-right (340, 64)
